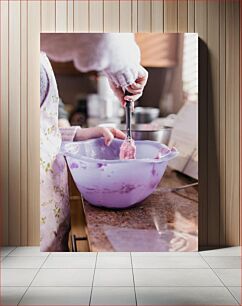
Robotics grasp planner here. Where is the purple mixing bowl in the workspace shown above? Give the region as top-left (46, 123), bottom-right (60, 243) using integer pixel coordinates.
top-left (61, 138), bottom-right (178, 209)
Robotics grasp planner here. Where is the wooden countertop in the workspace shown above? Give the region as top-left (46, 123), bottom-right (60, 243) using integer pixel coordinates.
top-left (82, 168), bottom-right (198, 252)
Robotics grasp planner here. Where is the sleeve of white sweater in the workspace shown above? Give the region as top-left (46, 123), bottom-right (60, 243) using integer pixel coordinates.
top-left (40, 33), bottom-right (141, 88)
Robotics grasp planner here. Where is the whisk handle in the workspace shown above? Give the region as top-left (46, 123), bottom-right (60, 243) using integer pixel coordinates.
top-left (124, 90), bottom-right (132, 138)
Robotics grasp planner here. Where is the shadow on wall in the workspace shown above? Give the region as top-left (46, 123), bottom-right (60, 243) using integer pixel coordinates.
top-left (198, 38), bottom-right (220, 249)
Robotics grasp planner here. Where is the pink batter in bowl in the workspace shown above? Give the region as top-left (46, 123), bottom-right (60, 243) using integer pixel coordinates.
top-left (61, 138), bottom-right (178, 209)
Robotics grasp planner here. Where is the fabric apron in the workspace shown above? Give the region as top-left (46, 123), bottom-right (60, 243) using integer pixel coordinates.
top-left (40, 53), bottom-right (70, 251)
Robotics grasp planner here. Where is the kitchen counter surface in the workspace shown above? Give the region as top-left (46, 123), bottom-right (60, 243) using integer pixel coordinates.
top-left (82, 168), bottom-right (198, 252)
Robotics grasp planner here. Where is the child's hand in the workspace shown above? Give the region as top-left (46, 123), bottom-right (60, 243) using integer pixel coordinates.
top-left (100, 127), bottom-right (126, 146)
top-left (74, 126), bottom-right (126, 146)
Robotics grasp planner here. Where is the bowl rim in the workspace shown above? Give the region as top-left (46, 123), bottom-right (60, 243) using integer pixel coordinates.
top-left (122, 127), bottom-right (172, 133)
top-left (117, 124), bottom-right (173, 133)
top-left (100, 123), bottom-right (173, 133)
top-left (62, 138), bottom-right (178, 164)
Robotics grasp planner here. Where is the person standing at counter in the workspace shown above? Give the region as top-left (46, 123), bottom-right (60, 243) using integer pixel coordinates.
top-left (40, 33), bottom-right (148, 251)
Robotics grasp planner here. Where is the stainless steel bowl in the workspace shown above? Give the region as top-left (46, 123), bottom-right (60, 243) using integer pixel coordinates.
top-left (117, 124), bottom-right (172, 145)
top-left (134, 107), bottom-right (160, 124)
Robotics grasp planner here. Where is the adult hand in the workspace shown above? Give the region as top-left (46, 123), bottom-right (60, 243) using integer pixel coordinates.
top-left (108, 65), bottom-right (148, 108)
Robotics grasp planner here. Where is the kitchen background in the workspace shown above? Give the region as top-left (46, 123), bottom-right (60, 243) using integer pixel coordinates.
top-left (0, 0), bottom-right (240, 249)
top-left (52, 33), bottom-right (196, 125)
top-left (51, 33), bottom-right (197, 172)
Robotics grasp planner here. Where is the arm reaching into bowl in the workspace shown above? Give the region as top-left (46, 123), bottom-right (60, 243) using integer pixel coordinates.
top-left (74, 126), bottom-right (126, 146)
top-left (59, 126), bottom-right (125, 146)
